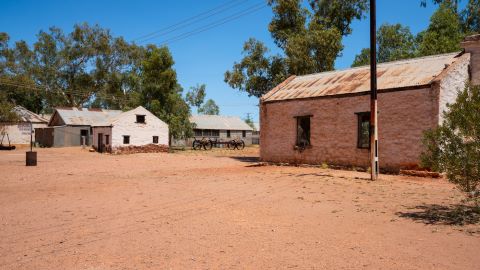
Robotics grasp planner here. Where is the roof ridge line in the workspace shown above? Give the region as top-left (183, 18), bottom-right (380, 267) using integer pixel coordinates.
top-left (295, 51), bottom-right (461, 79)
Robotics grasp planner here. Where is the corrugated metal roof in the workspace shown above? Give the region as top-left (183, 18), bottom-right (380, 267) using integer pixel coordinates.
top-left (12, 106), bottom-right (48, 123)
top-left (190, 115), bottom-right (253, 131)
top-left (262, 52), bottom-right (462, 102)
top-left (92, 106), bottom-right (166, 127)
top-left (52, 107), bottom-right (122, 126)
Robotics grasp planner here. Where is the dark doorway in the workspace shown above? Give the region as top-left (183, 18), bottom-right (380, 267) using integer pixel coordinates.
top-left (81, 129), bottom-right (89, 145)
top-left (98, 133), bottom-right (104, 153)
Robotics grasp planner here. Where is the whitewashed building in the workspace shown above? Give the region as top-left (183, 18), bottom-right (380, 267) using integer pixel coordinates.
top-left (92, 106), bottom-right (169, 152)
top-left (0, 106), bottom-right (48, 145)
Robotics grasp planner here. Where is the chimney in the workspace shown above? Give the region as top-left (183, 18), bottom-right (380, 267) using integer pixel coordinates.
top-left (461, 34), bottom-right (480, 86)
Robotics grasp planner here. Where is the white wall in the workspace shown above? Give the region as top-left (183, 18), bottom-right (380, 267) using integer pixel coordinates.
top-left (111, 107), bottom-right (169, 148)
top-left (437, 54), bottom-right (471, 124)
top-left (1, 122), bottom-right (47, 145)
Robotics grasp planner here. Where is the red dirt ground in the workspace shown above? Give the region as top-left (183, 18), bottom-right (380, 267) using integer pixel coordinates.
top-left (0, 147), bottom-right (479, 269)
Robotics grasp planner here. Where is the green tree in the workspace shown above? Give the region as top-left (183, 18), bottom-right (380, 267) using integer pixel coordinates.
top-left (139, 45), bottom-right (192, 138)
top-left (185, 84), bottom-right (206, 109)
top-left (243, 113), bottom-right (255, 129)
top-left (351, 48), bottom-right (370, 67)
top-left (421, 83), bottom-right (480, 200)
top-left (0, 94), bottom-right (21, 138)
top-left (417, 2), bottom-right (465, 56)
top-left (309, 0), bottom-right (368, 36)
top-left (351, 23), bottom-right (417, 67)
top-left (0, 33), bottom-right (43, 113)
top-left (198, 99), bottom-right (219, 115)
top-left (461, 0), bottom-right (480, 34)
top-left (1, 23), bottom-right (143, 112)
top-left (420, 0), bottom-right (479, 34)
top-left (225, 0), bottom-right (366, 98)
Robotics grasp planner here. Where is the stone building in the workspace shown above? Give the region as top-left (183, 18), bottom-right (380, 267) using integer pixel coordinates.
top-left (0, 106), bottom-right (48, 146)
top-left (189, 114), bottom-right (254, 145)
top-left (92, 106), bottom-right (168, 153)
top-left (260, 35), bottom-right (480, 171)
top-left (36, 107), bottom-right (122, 147)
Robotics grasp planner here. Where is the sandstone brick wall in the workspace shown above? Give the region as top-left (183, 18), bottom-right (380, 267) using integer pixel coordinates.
top-left (260, 88), bottom-right (439, 170)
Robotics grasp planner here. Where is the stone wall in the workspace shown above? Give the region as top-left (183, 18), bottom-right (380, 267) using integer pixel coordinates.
top-left (111, 107), bottom-right (169, 148)
top-left (260, 87), bottom-right (439, 171)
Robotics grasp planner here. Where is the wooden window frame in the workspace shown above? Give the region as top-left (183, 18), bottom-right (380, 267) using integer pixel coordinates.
top-left (153, 136), bottom-right (159, 144)
top-left (294, 115), bottom-right (312, 148)
top-left (123, 135), bottom-right (130, 144)
top-left (356, 112), bottom-right (370, 149)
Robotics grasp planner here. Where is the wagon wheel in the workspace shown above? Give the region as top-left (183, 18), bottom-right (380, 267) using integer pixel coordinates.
top-left (237, 140), bottom-right (245, 150)
top-left (229, 140), bottom-right (237, 150)
top-left (208, 140), bottom-right (213, 150)
top-left (192, 140), bottom-right (202, 150)
top-left (203, 140), bottom-right (213, 150)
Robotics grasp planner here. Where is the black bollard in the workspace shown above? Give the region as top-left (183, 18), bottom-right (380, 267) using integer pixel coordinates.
top-left (26, 151), bottom-right (37, 166)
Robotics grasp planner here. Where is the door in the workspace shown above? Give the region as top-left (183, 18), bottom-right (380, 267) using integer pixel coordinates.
top-left (80, 129), bottom-right (89, 145)
top-left (98, 133), bottom-right (103, 153)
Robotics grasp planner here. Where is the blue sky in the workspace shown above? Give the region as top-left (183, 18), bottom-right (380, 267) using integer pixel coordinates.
top-left (0, 0), bottom-right (447, 121)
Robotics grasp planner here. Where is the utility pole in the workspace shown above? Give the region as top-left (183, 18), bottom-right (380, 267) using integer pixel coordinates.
top-left (370, 0), bottom-right (379, 180)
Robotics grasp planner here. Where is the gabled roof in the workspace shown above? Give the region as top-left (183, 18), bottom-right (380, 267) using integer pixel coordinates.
top-left (12, 106), bottom-right (48, 123)
top-left (92, 106), bottom-right (166, 127)
top-left (49, 107), bottom-right (122, 126)
top-left (190, 115), bottom-right (253, 131)
top-left (262, 52), bottom-right (464, 103)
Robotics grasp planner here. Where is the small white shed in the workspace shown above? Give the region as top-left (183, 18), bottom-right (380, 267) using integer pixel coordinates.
top-left (92, 106), bottom-right (169, 152)
top-left (0, 106), bottom-right (48, 145)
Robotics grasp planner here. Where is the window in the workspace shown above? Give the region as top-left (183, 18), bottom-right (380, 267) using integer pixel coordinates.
top-left (356, 112), bottom-right (370, 149)
top-left (242, 130), bottom-right (246, 138)
top-left (211, 130), bottom-right (220, 137)
top-left (203, 129), bottom-right (212, 136)
top-left (123, 135), bottom-right (130, 144)
top-left (136, 115), bottom-right (146, 123)
top-left (153, 136), bottom-right (159, 144)
top-left (227, 130), bottom-right (231, 138)
top-left (296, 116), bottom-right (311, 147)
top-left (194, 129), bottom-right (202, 137)
top-left (105, 135), bottom-right (110, 145)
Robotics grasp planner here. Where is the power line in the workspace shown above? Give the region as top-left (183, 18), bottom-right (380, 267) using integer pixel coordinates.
top-left (159, 2), bottom-right (267, 46)
top-left (0, 80), bottom-right (136, 103)
top-left (135, 0), bottom-right (251, 43)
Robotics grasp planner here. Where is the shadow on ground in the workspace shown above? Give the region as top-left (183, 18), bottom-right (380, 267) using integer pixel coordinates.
top-left (396, 204), bottom-right (480, 226)
top-left (229, 156), bottom-right (260, 163)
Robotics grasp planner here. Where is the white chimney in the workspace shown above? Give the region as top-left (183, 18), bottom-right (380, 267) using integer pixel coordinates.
top-left (461, 34), bottom-right (480, 86)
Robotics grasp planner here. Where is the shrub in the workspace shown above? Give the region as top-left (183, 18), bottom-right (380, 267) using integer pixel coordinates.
top-left (421, 83), bottom-right (480, 201)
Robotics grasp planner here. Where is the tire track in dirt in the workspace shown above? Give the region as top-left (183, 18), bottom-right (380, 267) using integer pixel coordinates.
top-left (2, 172), bottom-right (323, 268)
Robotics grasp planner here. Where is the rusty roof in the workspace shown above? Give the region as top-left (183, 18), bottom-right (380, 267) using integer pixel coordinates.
top-left (261, 52), bottom-right (462, 103)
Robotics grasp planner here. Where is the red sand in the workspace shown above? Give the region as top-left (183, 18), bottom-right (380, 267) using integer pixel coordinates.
top-left (0, 147), bottom-right (478, 269)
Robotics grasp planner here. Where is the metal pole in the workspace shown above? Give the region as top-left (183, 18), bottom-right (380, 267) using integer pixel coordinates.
top-left (30, 121), bottom-right (33, 152)
top-left (370, 0), bottom-right (379, 180)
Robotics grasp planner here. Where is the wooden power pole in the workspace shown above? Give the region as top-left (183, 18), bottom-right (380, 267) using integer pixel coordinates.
top-left (370, 0), bottom-right (379, 180)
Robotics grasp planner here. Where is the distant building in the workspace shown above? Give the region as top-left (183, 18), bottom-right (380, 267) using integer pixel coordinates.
top-left (252, 122), bottom-right (260, 145)
top-left (189, 114), bottom-right (254, 145)
top-left (0, 106), bottom-right (48, 145)
top-left (92, 106), bottom-right (169, 153)
top-left (260, 35), bottom-right (480, 171)
top-left (36, 107), bottom-right (122, 147)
